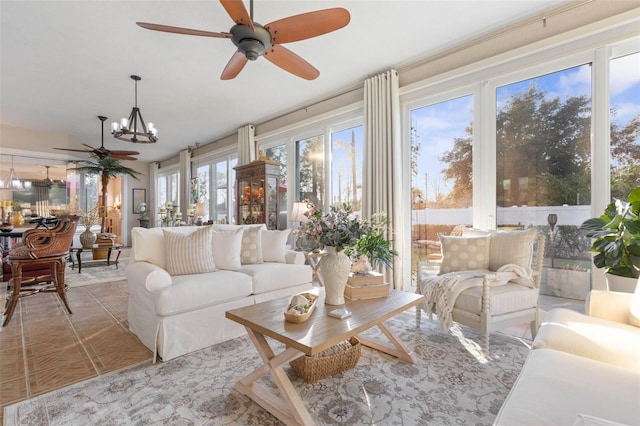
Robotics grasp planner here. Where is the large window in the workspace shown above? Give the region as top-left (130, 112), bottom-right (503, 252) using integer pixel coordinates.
top-left (296, 135), bottom-right (325, 208)
top-left (495, 64), bottom-right (593, 300)
top-left (331, 125), bottom-right (363, 211)
top-left (609, 51), bottom-right (640, 201)
top-left (496, 65), bottom-right (592, 210)
top-left (157, 169), bottom-right (180, 209)
top-left (194, 154), bottom-right (236, 224)
top-left (409, 95), bottom-right (474, 275)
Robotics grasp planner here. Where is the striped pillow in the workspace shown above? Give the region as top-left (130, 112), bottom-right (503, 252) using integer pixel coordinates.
top-left (163, 227), bottom-right (216, 275)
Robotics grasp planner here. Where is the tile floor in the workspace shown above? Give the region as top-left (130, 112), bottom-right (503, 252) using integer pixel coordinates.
top-left (0, 280), bottom-right (152, 424)
top-left (0, 279), bottom-right (585, 425)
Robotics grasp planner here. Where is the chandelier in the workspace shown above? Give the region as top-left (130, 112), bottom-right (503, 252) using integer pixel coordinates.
top-left (0, 155), bottom-right (31, 191)
top-left (111, 75), bottom-right (158, 144)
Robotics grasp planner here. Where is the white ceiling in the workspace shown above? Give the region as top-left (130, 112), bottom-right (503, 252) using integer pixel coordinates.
top-left (1, 0), bottom-right (567, 181)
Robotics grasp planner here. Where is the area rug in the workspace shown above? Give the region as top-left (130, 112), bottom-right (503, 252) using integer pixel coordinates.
top-left (3, 310), bottom-right (531, 425)
top-left (64, 248), bottom-right (129, 287)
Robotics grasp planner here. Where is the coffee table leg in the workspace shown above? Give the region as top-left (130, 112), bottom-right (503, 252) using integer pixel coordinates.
top-left (357, 321), bottom-right (416, 364)
top-left (76, 249), bottom-right (82, 274)
top-left (234, 328), bottom-right (314, 426)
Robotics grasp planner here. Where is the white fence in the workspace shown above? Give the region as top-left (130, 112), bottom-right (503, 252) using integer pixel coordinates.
top-left (412, 205), bottom-right (592, 227)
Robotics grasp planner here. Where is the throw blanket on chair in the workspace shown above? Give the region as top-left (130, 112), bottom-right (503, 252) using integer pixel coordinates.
top-left (418, 264), bottom-right (533, 332)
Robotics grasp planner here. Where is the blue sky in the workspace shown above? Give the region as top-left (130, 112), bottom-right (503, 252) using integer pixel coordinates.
top-left (411, 52), bottom-right (640, 200)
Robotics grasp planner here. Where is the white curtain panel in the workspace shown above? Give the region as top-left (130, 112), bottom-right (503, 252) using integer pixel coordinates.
top-left (180, 149), bottom-right (191, 216)
top-left (237, 124), bottom-right (256, 166)
top-left (150, 161), bottom-right (159, 227)
top-left (363, 69), bottom-right (404, 290)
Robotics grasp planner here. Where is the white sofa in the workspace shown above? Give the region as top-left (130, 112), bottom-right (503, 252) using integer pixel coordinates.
top-left (126, 224), bottom-right (313, 361)
top-left (495, 280), bottom-right (640, 425)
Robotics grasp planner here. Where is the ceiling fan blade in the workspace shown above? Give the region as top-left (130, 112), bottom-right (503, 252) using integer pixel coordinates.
top-left (53, 147), bottom-right (92, 154)
top-left (110, 150), bottom-right (140, 156)
top-left (221, 51), bottom-right (249, 80)
top-left (219, 0), bottom-right (254, 31)
top-left (263, 45), bottom-right (319, 80)
top-left (137, 22), bottom-right (231, 38)
top-left (112, 155), bottom-right (138, 161)
top-left (81, 143), bottom-right (99, 150)
top-left (265, 8), bottom-right (350, 44)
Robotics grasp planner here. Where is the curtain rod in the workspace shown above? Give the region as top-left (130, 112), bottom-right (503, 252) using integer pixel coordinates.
top-left (403, 0), bottom-right (595, 71)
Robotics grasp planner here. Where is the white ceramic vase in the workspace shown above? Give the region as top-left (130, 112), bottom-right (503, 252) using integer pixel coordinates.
top-left (318, 246), bottom-right (351, 305)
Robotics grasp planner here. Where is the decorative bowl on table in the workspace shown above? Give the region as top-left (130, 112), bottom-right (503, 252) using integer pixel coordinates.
top-left (284, 293), bottom-right (318, 323)
top-left (0, 223), bottom-right (14, 233)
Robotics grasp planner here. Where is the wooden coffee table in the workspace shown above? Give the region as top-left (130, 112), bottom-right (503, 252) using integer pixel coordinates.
top-left (225, 288), bottom-right (424, 426)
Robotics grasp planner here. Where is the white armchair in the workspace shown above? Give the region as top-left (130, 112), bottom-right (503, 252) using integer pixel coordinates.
top-left (416, 228), bottom-right (546, 353)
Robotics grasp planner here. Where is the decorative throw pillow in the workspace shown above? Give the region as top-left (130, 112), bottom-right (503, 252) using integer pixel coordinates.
top-left (439, 235), bottom-right (491, 274)
top-left (488, 228), bottom-right (538, 272)
top-left (261, 229), bottom-right (291, 263)
top-left (163, 227), bottom-right (216, 275)
top-left (240, 226), bottom-right (263, 264)
top-left (212, 228), bottom-right (243, 271)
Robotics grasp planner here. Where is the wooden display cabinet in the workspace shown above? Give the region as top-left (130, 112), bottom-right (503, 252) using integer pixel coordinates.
top-left (234, 160), bottom-right (283, 230)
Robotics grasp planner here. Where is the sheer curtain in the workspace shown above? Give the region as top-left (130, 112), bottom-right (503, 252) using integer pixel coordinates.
top-left (237, 124), bottom-right (255, 166)
top-left (363, 69), bottom-right (404, 289)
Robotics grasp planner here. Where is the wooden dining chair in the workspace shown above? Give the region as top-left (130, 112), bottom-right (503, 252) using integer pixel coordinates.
top-left (2, 215), bottom-right (79, 327)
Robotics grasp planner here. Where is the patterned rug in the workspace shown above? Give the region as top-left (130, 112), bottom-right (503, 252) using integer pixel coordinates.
top-left (64, 248), bottom-right (129, 287)
top-left (3, 309), bottom-right (531, 425)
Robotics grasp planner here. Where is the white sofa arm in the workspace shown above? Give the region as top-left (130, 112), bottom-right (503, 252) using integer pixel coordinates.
top-left (585, 290), bottom-right (634, 325)
top-left (126, 261), bottom-right (173, 293)
top-left (285, 249), bottom-right (306, 265)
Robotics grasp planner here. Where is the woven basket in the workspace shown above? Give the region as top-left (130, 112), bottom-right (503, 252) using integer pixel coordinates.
top-left (290, 337), bottom-right (361, 383)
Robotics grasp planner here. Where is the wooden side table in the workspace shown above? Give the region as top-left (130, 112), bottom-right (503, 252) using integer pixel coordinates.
top-left (304, 251), bottom-right (326, 286)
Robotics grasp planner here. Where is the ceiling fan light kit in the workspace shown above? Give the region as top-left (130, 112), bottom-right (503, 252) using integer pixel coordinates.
top-left (111, 75), bottom-right (158, 144)
top-left (137, 0), bottom-right (350, 80)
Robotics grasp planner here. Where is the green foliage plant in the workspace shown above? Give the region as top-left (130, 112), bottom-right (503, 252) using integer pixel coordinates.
top-left (580, 187), bottom-right (640, 279)
top-left (351, 212), bottom-right (399, 269)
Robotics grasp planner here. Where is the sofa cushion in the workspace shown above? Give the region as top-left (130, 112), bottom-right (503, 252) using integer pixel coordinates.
top-left (261, 229), bottom-right (291, 263)
top-left (240, 226), bottom-right (263, 264)
top-left (439, 235), bottom-right (491, 274)
top-left (533, 308), bottom-right (640, 371)
top-left (163, 227), bottom-right (216, 275)
top-left (240, 263), bottom-right (312, 294)
top-left (212, 228), bottom-right (243, 271)
top-left (154, 271), bottom-right (252, 316)
top-left (495, 348), bottom-right (640, 426)
top-left (454, 282), bottom-right (539, 316)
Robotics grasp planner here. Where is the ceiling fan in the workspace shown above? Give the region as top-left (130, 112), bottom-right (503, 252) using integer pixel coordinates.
top-left (136, 0), bottom-right (350, 80)
top-left (54, 116), bottom-right (139, 161)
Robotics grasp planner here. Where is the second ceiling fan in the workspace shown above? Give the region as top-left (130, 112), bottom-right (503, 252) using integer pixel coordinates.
top-left (137, 0), bottom-right (350, 80)
top-left (54, 116), bottom-right (139, 161)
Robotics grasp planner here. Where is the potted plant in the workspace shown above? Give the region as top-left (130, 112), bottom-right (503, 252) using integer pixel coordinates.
top-left (349, 212), bottom-right (398, 272)
top-left (71, 156), bottom-right (141, 258)
top-left (580, 187), bottom-right (640, 292)
top-left (296, 202), bottom-right (398, 304)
